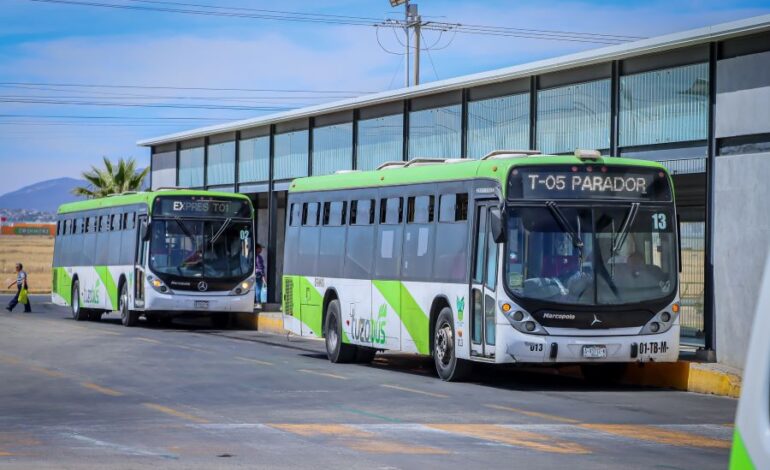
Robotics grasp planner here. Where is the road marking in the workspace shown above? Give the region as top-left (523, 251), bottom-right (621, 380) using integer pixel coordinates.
top-left (135, 337), bottom-right (162, 344)
top-left (297, 369), bottom-right (347, 380)
top-left (381, 384), bottom-right (447, 398)
top-left (0, 354), bottom-right (21, 365)
top-left (0, 451), bottom-right (13, 456)
top-left (580, 424), bottom-right (731, 449)
top-left (29, 366), bottom-right (67, 378)
top-left (235, 356), bottom-right (273, 366)
top-left (81, 382), bottom-right (123, 397)
top-left (484, 404), bottom-right (581, 424)
top-left (270, 424), bottom-right (446, 455)
top-left (428, 424), bottom-right (591, 454)
top-left (66, 432), bottom-right (177, 458)
top-left (143, 403), bottom-right (210, 424)
top-left (175, 345), bottom-right (210, 353)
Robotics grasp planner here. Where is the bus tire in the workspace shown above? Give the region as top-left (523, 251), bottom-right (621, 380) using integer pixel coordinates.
top-left (580, 363), bottom-right (627, 384)
top-left (324, 299), bottom-right (356, 363)
top-left (433, 307), bottom-right (471, 381)
top-left (119, 283), bottom-right (138, 327)
top-left (71, 280), bottom-right (88, 321)
top-left (355, 347), bottom-right (377, 363)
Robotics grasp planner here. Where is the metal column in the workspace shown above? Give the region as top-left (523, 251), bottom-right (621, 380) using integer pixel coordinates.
top-left (266, 125), bottom-right (278, 305)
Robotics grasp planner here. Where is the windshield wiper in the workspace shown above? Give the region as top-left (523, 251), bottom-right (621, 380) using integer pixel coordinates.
top-left (209, 218), bottom-right (232, 246)
top-left (611, 202), bottom-right (640, 256)
top-left (546, 201), bottom-right (584, 252)
top-left (173, 216), bottom-right (195, 240)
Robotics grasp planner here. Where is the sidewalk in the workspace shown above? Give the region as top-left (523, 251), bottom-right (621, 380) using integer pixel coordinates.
top-left (233, 310), bottom-right (742, 398)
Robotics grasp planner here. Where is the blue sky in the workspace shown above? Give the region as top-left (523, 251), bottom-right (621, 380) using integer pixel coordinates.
top-left (0, 0), bottom-right (768, 194)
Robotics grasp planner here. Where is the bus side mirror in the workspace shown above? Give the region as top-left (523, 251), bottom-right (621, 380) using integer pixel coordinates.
top-left (490, 207), bottom-right (506, 244)
top-left (141, 222), bottom-right (151, 242)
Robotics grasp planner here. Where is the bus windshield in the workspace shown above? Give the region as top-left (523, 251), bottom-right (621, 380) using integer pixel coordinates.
top-left (505, 205), bottom-right (676, 306)
top-left (149, 218), bottom-right (254, 280)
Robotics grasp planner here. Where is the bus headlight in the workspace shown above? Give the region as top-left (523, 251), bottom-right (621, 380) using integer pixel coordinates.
top-left (500, 302), bottom-right (547, 335)
top-left (231, 277), bottom-right (255, 296)
top-left (640, 305), bottom-right (678, 335)
top-left (147, 275), bottom-right (169, 294)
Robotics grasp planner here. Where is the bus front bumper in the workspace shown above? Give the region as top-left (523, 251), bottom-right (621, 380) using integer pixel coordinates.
top-left (499, 324), bottom-right (680, 364)
top-left (144, 291), bottom-right (255, 314)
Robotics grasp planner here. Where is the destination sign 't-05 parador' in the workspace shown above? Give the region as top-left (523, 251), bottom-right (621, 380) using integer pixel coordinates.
top-left (507, 165), bottom-right (672, 201)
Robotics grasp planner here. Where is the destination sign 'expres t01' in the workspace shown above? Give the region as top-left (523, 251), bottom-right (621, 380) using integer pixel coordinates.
top-left (507, 165), bottom-right (672, 201)
top-left (153, 196), bottom-right (251, 218)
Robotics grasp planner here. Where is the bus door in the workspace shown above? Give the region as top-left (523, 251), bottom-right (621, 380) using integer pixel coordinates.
top-left (470, 202), bottom-right (498, 359)
top-left (134, 215), bottom-right (148, 308)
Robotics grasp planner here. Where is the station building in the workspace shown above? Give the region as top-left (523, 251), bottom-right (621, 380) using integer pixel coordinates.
top-left (139, 15), bottom-right (770, 369)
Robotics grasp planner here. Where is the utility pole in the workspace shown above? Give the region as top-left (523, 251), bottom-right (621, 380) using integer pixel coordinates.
top-left (390, 0), bottom-right (421, 87)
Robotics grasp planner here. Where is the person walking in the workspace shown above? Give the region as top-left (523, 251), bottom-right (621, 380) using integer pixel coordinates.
top-left (6, 263), bottom-right (31, 313)
top-left (254, 244), bottom-right (266, 310)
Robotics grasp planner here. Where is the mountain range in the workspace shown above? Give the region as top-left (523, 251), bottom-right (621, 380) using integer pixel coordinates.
top-left (0, 177), bottom-right (86, 213)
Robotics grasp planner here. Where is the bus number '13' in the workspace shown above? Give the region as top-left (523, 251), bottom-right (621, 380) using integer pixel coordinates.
top-left (652, 213), bottom-right (667, 230)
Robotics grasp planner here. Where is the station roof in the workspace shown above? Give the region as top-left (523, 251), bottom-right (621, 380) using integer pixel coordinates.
top-left (138, 14), bottom-right (770, 148)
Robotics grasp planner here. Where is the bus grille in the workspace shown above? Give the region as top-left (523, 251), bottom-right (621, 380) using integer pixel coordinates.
top-left (284, 278), bottom-right (294, 316)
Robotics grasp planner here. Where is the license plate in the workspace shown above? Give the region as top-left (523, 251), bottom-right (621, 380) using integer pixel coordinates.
top-left (582, 345), bottom-right (607, 358)
top-left (194, 300), bottom-right (209, 309)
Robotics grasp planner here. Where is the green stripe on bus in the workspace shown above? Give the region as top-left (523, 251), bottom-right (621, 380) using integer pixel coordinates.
top-left (94, 267), bottom-right (118, 311)
top-left (298, 276), bottom-right (323, 337)
top-left (373, 280), bottom-right (429, 355)
top-left (53, 267), bottom-right (73, 304)
top-left (730, 429), bottom-right (755, 470)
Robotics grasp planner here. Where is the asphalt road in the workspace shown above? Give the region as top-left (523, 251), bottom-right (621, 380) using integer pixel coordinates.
top-left (0, 295), bottom-right (737, 469)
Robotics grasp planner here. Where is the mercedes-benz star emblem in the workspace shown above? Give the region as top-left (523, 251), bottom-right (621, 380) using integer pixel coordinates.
top-left (197, 281), bottom-right (208, 292)
top-left (591, 314), bottom-right (602, 326)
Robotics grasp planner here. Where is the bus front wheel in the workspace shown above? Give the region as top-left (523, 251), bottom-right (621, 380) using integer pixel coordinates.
top-left (324, 300), bottom-right (356, 363)
top-left (434, 307), bottom-right (471, 381)
top-left (71, 280), bottom-right (88, 321)
top-left (119, 283), bottom-right (138, 327)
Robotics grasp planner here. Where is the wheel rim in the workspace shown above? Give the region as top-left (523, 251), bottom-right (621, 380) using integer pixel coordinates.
top-left (120, 287), bottom-right (127, 320)
top-left (327, 315), bottom-right (339, 352)
top-left (72, 283), bottom-right (79, 315)
top-left (435, 321), bottom-right (453, 367)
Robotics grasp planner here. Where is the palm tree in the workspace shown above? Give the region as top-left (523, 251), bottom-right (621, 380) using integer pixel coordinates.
top-left (72, 157), bottom-right (150, 199)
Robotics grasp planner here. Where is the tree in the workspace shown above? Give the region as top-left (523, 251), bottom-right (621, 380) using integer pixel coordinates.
top-left (72, 157), bottom-right (150, 199)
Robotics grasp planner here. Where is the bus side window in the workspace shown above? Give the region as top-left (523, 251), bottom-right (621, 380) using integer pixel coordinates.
top-left (302, 202), bottom-right (319, 227)
top-left (380, 197), bottom-right (402, 225)
top-left (319, 201), bottom-right (346, 277)
top-left (403, 195), bottom-right (435, 280)
top-left (289, 203), bottom-right (301, 227)
top-left (345, 198), bottom-right (375, 278)
top-left (323, 201), bottom-right (346, 226)
top-left (376, 197), bottom-right (403, 278)
top-left (434, 193), bottom-right (470, 283)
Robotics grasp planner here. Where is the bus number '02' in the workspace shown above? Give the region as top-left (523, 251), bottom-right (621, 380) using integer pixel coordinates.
top-left (638, 341), bottom-right (668, 355)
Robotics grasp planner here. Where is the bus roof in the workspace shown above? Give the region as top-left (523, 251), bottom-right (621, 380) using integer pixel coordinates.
top-left (289, 154), bottom-right (668, 194)
top-left (57, 189), bottom-right (251, 215)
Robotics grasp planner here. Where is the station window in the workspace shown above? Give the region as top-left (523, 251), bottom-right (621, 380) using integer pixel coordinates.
top-left (350, 199), bottom-right (375, 225)
top-left (407, 195), bottom-right (435, 224)
top-left (439, 193), bottom-right (469, 222)
top-left (302, 202), bottom-right (320, 226)
top-left (380, 197), bottom-right (403, 225)
top-left (322, 201), bottom-right (346, 226)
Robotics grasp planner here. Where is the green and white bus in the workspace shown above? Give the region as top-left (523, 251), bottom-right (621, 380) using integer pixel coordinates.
top-left (282, 150), bottom-right (681, 380)
top-left (52, 190), bottom-right (257, 327)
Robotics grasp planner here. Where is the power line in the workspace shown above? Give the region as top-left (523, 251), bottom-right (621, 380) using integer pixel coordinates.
top-left (21, 0), bottom-right (647, 45)
top-left (0, 98), bottom-right (295, 111)
top-left (0, 81), bottom-right (374, 94)
top-left (0, 113), bottom-right (258, 120)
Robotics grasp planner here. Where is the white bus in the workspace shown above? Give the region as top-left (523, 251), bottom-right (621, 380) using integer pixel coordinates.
top-left (282, 151), bottom-right (681, 381)
top-left (52, 190), bottom-right (257, 327)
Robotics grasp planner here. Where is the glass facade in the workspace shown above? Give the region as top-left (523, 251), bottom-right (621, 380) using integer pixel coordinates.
top-left (357, 113), bottom-right (403, 170)
top-left (409, 104), bottom-right (462, 159)
top-left (206, 140), bottom-right (235, 186)
top-left (239, 135), bottom-right (269, 182)
top-left (620, 63), bottom-right (708, 148)
top-left (178, 146), bottom-right (204, 188)
top-left (150, 150), bottom-right (176, 190)
top-left (274, 130), bottom-right (308, 180)
top-left (312, 122), bottom-right (352, 176)
top-left (467, 93), bottom-right (530, 158)
top-left (537, 79), bottom-right (611, 154)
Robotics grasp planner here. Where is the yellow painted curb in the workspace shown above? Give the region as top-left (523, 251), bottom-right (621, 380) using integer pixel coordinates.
top-left (232, 311), bottom-right (286, 334)
top-left (624, 361), bottom-right (741, 398)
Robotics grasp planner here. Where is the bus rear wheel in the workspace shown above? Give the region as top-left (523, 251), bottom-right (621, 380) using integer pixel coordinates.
top-left (324, 300), bottom-right (356, 363)
top-left (71, 280), bottom-right (88, 321)
top-left (119, 283), bottom-right (138, 327)
top-left (434, 307), bottom-right (471, 381)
